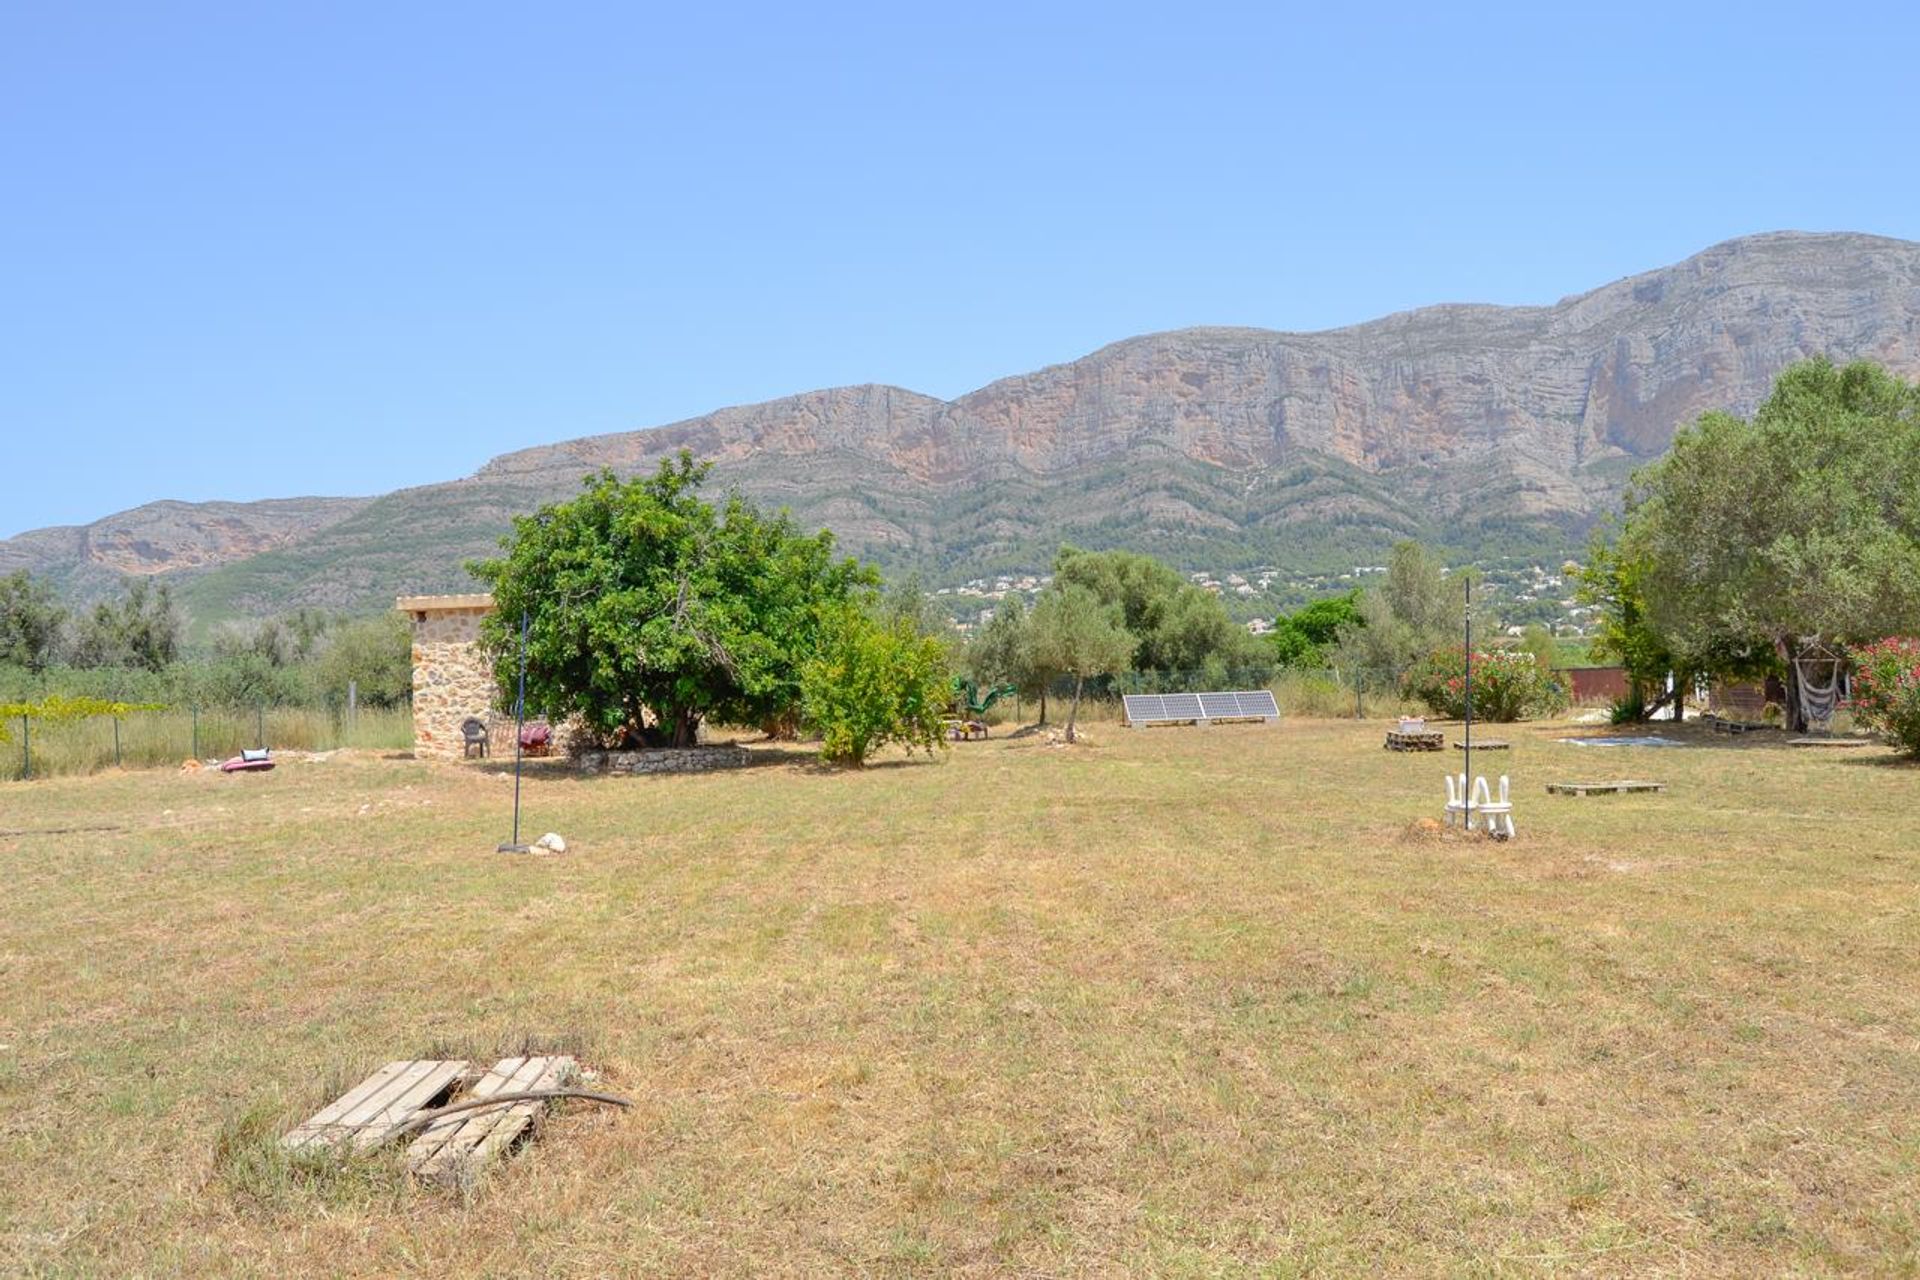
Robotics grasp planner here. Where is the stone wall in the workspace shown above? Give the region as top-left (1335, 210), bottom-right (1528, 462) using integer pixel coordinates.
top-left (575, 746), bottom-right (752, 775)
top-left (399, 595), bottom-right (498, 759)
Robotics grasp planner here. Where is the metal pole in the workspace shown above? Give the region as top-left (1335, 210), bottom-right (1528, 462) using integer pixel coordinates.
top-left (18, 715), bottom-right (27, 781)
top-left (113, 715), bottom-right (122, 768)
top-left (192, 705), bottom-right (199, 760)
top-left (499, 609), bottom-right (531, 853)
top-left (1463, 575), bottom-right (1473, 827)
top-left (256, 704), bottom-right (265, 749)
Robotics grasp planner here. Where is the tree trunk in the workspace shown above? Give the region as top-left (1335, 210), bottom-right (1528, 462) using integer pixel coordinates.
top-left (1065, 673), bottom-right (1084, 743)
top-left (1777, 636), bottom-right (1806, 733)
top-left (1037, 686), bottom-right (1048, 725)
top-left (671, 708), bottom-right (701, 748)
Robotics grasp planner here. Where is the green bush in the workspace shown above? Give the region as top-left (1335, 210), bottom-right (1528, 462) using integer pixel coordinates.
top-left (801, 607), bottom-right (950, 767)
top-left (1408, 647), bottom-right (1568, 722)
top-left (1848, 638), bottom-right (1920, 756)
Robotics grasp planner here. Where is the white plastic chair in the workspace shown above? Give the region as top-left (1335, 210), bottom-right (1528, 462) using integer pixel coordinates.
top-left (1443, 773), bottom-right (1516, 838)
top-left (1473, 774), bottom-right (1516, 840)
top-left (1444, 773), bottom-right (1470, 827)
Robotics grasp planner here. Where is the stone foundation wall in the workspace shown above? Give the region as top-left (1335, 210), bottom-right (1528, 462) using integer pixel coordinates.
top-left (575, 745), bottom-right (752, 775)
top-left (400, 596), bottom-right (499, 760)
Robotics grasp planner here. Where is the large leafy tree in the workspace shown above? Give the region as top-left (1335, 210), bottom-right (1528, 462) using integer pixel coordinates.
top-left (1271, 591), bottom-right (1361, 669)
top-left (1051, 546), bottom-right (1267, 678)
top-left (471, 453), bottom-right (873, 748)
top-left (1619, 358), bottom-right (1920, 729)
top-left (314, 613), bottom-right (413, 710)
top-left (0, 571), bottom-right (66, 673)
top-left (963, 596), bottom-right (1047, 718)
top-left (69, 579), bottom-right (181, 673)
top-left (1027, 582), bottom-right (1135, 743)
top-left (1332, 541), bottom-right (1455, 691)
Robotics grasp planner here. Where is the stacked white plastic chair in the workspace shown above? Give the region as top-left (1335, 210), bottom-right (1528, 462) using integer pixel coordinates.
top-left (1444, 773), bottom-right (1515, 839)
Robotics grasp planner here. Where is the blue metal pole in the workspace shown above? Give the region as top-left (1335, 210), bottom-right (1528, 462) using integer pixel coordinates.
top-left (499, 609), bottom-right (531, 853)
top-left (1463, 574), bottom-right (1473, 824)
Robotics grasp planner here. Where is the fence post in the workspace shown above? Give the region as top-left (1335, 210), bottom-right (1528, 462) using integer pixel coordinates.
top-left (256, 704), bottom-right (265, 749)
top-left (191, 705), bottom-right (200, 760)
top-left (20, 714), bottom-right (29, 781)
top-left (113, 715), bottom-right (122, 768)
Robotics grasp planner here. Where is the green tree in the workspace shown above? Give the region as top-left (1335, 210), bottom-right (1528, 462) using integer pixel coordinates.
top-left (1051, 547), bottom-right (1268, 679)
top-left (1332, 541), bottom-right (1455, 693)
top-left (964, 596), bottom-right (1044, 718)
top-left (1518, 624), bottom-right (1559, 674)
top-left (187, 648), bottom-right (305, 708)
top-left (1619, 358), bottom-right (1920, 729)
top-left (1272, 591), bottom-right (1361, 668)
top-left (1028, 582), bottom-right (1135, 743)
top-left (471, 454), bottom-right (872, 748)
top-left (0, 571), bottom-right (66, 673)
top-left (801, 604), bottom-right (950, 766)
top-left (69, 579), bottom-right (181, 673)
top-left (314, 613), bottom-right (413, 709)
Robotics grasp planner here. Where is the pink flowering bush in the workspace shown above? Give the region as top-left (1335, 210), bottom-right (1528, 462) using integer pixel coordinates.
top-left (1848, 638), bottom-right (1920, 757)
top-left (1408, 647), bottom-right (1568, 722)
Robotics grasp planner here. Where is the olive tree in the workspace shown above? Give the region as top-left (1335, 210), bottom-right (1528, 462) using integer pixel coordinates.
top-left (1619, 359), bottom-right (1920, 729)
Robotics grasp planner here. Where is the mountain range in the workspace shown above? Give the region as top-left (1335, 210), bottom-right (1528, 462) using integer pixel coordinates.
top-left (6, 230), bottom-right (1919, 626)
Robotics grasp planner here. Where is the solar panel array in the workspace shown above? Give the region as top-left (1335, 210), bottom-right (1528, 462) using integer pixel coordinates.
top-left (1122, 690), bottom-right (1280, 727)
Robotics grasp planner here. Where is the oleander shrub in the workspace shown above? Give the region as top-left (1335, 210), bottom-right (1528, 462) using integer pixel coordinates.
top-left (1408, 647), bottom-right (1569, 722)
top-left (1848, 638), bottom-right (1920, 756)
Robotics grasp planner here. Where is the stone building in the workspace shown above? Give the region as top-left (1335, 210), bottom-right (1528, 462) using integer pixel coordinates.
top-left (397, 593), bottom-right (498, 758)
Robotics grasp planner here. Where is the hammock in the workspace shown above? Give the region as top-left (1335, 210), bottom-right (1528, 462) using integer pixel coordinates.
top-left (1793, 642), bottom-right (1844, 733)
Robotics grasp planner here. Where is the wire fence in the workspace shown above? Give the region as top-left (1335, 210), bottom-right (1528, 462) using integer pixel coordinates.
top-left (1, 702), bottom-right (415, 782)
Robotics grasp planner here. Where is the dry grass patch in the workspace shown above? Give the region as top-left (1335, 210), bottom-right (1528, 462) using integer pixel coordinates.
top-left (0, 723), bottom-right (1916, 1275)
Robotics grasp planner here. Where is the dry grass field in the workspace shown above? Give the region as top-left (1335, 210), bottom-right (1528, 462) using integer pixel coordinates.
top-left (1, 718), bottom-right (1916, 1276)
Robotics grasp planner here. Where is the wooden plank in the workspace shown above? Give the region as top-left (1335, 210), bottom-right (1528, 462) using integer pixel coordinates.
top-left (284, 1061), bottom-right (411, 1150)
top-left (407, 1055), bottom-right (529, 1169)
top-left (1452, 740), bottom-right (1510, 750)
top-left (283, 1059), bottom-right (468, 1153)
top-left (408, 1055), bottom-right (577, 1188)
top-left (349, 1060), bottom-right (470, 1150)
top-left (462, 1056), bottom-right (576, 1177)
top-left (410, 1055), bottom-right (553, 1186)
top-left (1787, 737), bottom-right (1874, 748)
top-left (1546, 781), bottom-right (1666, 796)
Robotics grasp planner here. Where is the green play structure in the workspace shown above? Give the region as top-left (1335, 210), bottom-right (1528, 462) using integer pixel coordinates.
top-left (952, 678), bottom-right (1018, 717)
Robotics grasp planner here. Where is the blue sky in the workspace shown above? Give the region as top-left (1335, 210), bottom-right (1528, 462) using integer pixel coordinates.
top-left (4, 1), bottom-right (1918, 536)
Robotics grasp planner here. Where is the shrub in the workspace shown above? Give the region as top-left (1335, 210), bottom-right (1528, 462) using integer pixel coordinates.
top-left (1848, 638), bottom-right (1920, 756)
top-left (1408, 647), bottom-right (1568, 722)
top-left (801, 607), bottom-right (950, 767)
top-left (1608, 689), bottom-right (1646, 725)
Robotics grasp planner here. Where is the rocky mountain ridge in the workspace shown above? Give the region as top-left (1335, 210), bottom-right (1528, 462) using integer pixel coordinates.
top-left (7, 230), bottom-right (1918, 621)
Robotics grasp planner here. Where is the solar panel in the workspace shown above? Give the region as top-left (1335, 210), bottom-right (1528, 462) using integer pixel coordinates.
top-left (1123, 689), bottom-right (1280, 728)
top-left (1161, 693), bottom-right (1204, 720)
top-left (1198, 693), bottom-right (1240, 719)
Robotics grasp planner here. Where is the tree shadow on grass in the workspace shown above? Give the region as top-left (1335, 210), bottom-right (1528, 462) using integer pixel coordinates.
top-left (1834, 750), bottom-right (1919, 769)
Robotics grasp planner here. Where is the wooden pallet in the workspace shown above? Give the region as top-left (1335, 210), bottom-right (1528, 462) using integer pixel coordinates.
top-left (1546, 780), bottom-right (1666, 796)
top-left (1708, 717), bottom-right (1772, 735)
top-left (1385, 731), bottom-right (1444, 752)
top-left (1452, 740), bottom-right (1510, 750)
top-left (407, 1055), bottom-right (578, 1188)
top-left (282, 1059), bottom-right (471, 1154)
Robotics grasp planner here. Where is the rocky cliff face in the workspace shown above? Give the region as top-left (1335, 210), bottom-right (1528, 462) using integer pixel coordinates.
top-left (8, 231), bottom-right (1919, 619)
top-left (480, 230), bottom-right (1920, 521)
top-left (0, 497), bottom-right (372, 602)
